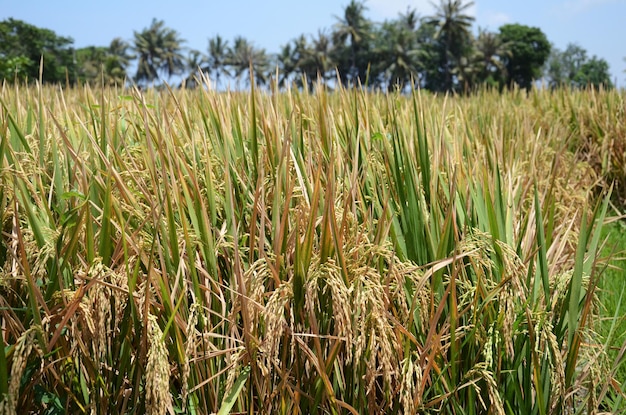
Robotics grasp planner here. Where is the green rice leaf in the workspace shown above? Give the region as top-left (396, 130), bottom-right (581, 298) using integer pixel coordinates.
top-left (217, 366), bottom-right (250, 415)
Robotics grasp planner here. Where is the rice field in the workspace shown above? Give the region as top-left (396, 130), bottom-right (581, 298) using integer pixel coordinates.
top-left (0, 80), bottom-right (625, 414)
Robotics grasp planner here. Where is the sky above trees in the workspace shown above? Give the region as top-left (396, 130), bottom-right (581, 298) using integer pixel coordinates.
top-left (2, 0), bottom-right (624, 86)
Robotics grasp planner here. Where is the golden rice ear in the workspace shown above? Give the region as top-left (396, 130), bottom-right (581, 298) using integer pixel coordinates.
top-left (145, 313), bottom-right (173, 415)
top-left (0, 327), bottom-right (44, 415)
top-left (1, 81), bottom-right (621, 413)
top-left (181, 301), bottom-right (199, 411)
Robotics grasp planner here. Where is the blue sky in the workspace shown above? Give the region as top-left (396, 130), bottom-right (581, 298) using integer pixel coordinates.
top-left (3, 0), bottom-right (625, 85)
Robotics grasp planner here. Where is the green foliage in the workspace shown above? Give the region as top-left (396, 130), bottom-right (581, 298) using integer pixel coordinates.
top-left (0, 4), bottom-right (615, 95)
top-left (427, 0), bottom-right (476, 91)
top-left (205, 35), bottom-right (231, 88)
top-left (471, 29), bottom-right (511, 89)
top-left (372, 11), bottom-right (423, 91)
top-left (105, 38), bottom-right (134, 86)
top-left (331, 0), bottom-right (373, 86)
top-left (74, 46), bottom-right (109, 84)
top-left (0, 55), bottom-right (32, 81)
top-left (227, 36), bottom-right (269, 86)
top-left (546, 43), bottom-right (588, 87)
top-left (547, 43), bottom-right (613, 89)
top-left (0, 79), bottom-right (623, 414)
top-left (597, 220), bottom-right (626, 411)
top-left (573, 56), bottom-right (613, 88)
top-left (0, 18), bottom-right (75, 84)
top-left (499, 23), bottom-right (551, 89)
top-left (133, 18), bottom-right (185, 85)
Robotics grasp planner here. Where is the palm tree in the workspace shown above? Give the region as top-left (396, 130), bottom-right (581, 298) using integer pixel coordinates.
top-left (76, 40), bottom-right (133, 87)
top-left (160, 29), bottom-right (186, 80)
top-left (205, 35), bottom-right (231, 88)
top-left (228, 36), bottom-right (269, 87)
top-left (251, 48), bottom-right (270, 86)
top-left (289, 32), bottom-right (332, 89)
top-left (133, 19), bottom-right (162, 84)
top-left (427, 0), bottom-right (475, 91)
top-left (105, 38), bottom-right (133, 86)
top-left (291, 35), bottom-right (312, 87)
top-left (133, 18), bottom-right (185, 85)
top-left (310, 30), bottom-right (334, 85)
top-left (75, 46), bottom-right (108, 84)
top-left (399, 7), bottom-right (420, 31)
top-left (472, 29), bottom-right (510, 88)
top-left (182, 49), bottom-right (206, 88)
top-left (415, 16), bottom-right (444, 90)
top-left (374, 19), bottom-right (422, 91)
top-left (453, 55), bottom-right (481, 92)
top-left (332, 0), bottom-right (372, 85)
top-left (276, 42), bottom-right (297, 87)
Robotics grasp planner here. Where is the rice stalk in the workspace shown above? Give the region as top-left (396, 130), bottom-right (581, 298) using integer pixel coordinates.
top-left (0, 81), bottom-right (622, 414)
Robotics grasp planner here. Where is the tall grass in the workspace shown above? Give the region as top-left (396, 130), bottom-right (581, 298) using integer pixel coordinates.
top-left (597, 219), bottom-right (626, 411)
top-left (0, 80), bottom-right (623, 414)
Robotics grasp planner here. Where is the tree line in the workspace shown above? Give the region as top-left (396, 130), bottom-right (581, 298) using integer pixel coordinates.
top-left (0, 0), bottom-right (616, 91)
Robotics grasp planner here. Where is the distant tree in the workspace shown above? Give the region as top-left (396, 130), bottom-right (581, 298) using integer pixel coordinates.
top-left (291, 31), bottom-right (334, 88)
top-left (499, 23), bottom-right (550, 89)
top-left (472, 28), bottom-right (510, 88)
top-left (454, 54), bottom-right (480, 92)
top-left (546, 43), bottom-right (611, 89)
top-left (399, 7), bottom-right (420, 31)
top-left (133, 22), bottom-right (159, 84)
top-left (545, 47), bottom-right (567, 87)
top-left (105, 38), bottom-right (133, 85)
top-left (427, 0), bottom-right (475, 92)
top-left (0, 55), bottom-right (31, 81)
top-left (228, 36), bottom-right (269, 86)
top-left (182, 49), bottom-right (207, 88)
top-left (373, 15), bottom-right (422, 91)
top-left (545, 43), bottom-right (587, 87)
top-left (276, 31), bottom-right (334, 90)
top-left (415, 18), bottom-right (445, 90)
top-left (70, 39), bottom-right (132, 86)
top-left (75, 46), bottom-right (108, 84)
top-left (205, 35), bottom-right (231, 88)
top-left (331, 0), bottom-right (373, 86)
top-left (573, 56), bottom-right (612, 88)
top-left (309, 30), bottom-right (334, 85)
top-left (276, 42), bottom-right (298, 87)
top-left (289, 34), bottom-right (311, 86)
top-left (0, 18), bottom-right (75, 83)
top-left (133, 19), bottom-right (185, 85)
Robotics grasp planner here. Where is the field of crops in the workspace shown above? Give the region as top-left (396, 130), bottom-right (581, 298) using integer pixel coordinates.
top-left (0, 81), bottom-right (625, 414)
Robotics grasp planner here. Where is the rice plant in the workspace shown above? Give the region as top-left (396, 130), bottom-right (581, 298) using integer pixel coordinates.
top-left (0, 80), bottom-right (623, 414)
